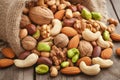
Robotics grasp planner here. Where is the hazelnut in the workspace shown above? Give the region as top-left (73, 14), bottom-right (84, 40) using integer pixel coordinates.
top-left (20, 15), bottom-right (31, 28)
top-left (19, 29), bottom-right (28, 39)
top-left (22, 36), bottom-right (37, 50)
top-left (69, 5), bottom-right (77, 12)
top-left (26, 24), bottom-right (37, 35)
top-left (107, 18), bottom-right (118, 26)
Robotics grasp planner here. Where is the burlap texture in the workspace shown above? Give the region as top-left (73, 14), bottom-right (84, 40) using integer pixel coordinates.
top-left (0, 0), bottom-right (108, 56)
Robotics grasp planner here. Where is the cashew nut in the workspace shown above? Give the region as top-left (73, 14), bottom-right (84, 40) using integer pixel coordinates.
top-left (79, 61), bottom-right (101, 76)
top-left (97, 36), bottom-right (110, 48)
top-left (82, 29), bottom-right (101, 41)
top-left (50, 66), bottom-right (58, 77)
top-left (50, 19), bottom-right (62, 36)
top-left (47, 0), bottom-right (56, 6)
top-left (92, 57), bottom-right (113, 68)
top-left (61, 0), bottom-right (71, 6)
top-left (14, 53), bottom-right (38, 68)
top-left (37, 0), bottom-right (47, 7)
top-left (56, 0), bottom-right (60, 6)
top-left (65, 9), bottom-right (73, 19)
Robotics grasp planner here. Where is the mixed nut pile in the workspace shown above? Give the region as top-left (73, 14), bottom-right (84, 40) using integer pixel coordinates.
top-left (1, 0), bottom-right (120, 77)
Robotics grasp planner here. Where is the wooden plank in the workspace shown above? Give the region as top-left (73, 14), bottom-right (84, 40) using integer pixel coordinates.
top-left (111, 0), bottom-right (120, 21)
top-left (36, 0), bottom-right (120, 80)
top-left (0, 65), bottom-right (34, 80)
top-left (0, 47), bottom-right (34, 80)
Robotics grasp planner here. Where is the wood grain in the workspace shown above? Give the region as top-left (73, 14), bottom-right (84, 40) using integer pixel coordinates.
top-left (0, 0), bottom-right (120, 80)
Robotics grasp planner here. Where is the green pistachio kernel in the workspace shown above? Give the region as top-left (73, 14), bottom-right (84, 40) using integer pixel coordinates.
top-left (35, 64), bottom-right (49, 74)
top-left (72, 54), bottom-right (79, 63)
top-left (61, 61), bottom-right (70, 68)
top-left (33, 29), bottom-right (40, 39)
top-left (91, 12), bottom-right (102, 20)
top-left (81, 8), bottom-right (92, 20)
top-left (37, 42), bottom-right (51, 51)
top-left (103, 30), bottom-right (110, 41)
top-left (67, 48), bottom-right (80, 58)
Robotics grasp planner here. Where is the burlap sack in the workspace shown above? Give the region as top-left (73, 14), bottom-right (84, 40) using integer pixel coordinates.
top-left (0, 0), bottom-right (108, 56)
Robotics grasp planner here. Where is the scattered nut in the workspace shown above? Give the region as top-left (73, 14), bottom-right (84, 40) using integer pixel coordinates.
top-left (79, 61), bottom-right (100, 76)
top-left (18, 51), bottom-right (31, 59)
top-left (22, 36), bottom-right (37, 50)
top-left (37, 57), bottom-right (52, 67)
top-left (29, 6), bottom-right (54, 25)
top-left (78, 40), bottom-right (93, 57)
top-left (35, 64), bottom-right (49, 74)
top-left (116, 47), bottom-right (120, 56)
top-left (54, 34), bottom-right (69, 48)
top-left (26, 24), bottom-right (37, 35)
top-left (92, 46), bottom-right (101, 57)
top-left (65, 9), bottom-right (73, 19)
top-left (50, 66), bottom-right (58, 77)
top-left (41, 52), bottom-right (50, 58)
top-left (14, 53), bottom-right (38, 68)
top-left (107, 18), bottom-right (118, 26)
top-left (101, 48), bottom-right (113, 59)
top-left (19, 29), bottom-right (28, 39)
top-left (92, 57), bottom-right (113, 68)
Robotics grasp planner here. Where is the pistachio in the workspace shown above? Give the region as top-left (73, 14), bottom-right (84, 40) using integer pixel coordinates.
top-left (37, 42), bottom-right (51, 52)
top-left (72, 54), bottom-right (79, 63)
top-left (81, 8), bottom-right (92, 20)
top-left (61, 61), bottom-right (69, 68)
top-left (35, 64), bottom-right (49, 74)
top-left (33, 29), bottom-right (40, 39)
top-left (67, 48), bottom-right (80, 58)
top-left (91, 12), bottom-right (102, 20)
top-left (103, 30), bottom-right (110, 41)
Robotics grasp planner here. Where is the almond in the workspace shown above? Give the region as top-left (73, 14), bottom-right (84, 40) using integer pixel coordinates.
top-left (68, 34), bottom-right (80, 49)
top-left (1, 47), bottom-right (15, 58)
top-left (76, 57), bottom-right (92, 66)
top-left (116, 48), bottom-right (120, 56)
top-left (54, 10), bottom-right (65, 20)
top-left (0, 59), bottom-right (14, 68)
top-left (101, 48), bottom-right (113, 59)
top-left (110, 33), bottom-right (120, 41)
top-left (61, 27), bottom-right (78, 37)
top-left (60, 67), bottom-right (81, 75)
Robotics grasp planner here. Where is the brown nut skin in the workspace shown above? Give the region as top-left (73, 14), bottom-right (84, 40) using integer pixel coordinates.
top-left (18, 51), bottom-right (31, 59)
top-left (107, 18), bottom-right (118, 26)
top-left (37, 57), bottom-right (52, 67)
top-left (19, 29), bottom-right (28, 39)
top-left (63, 18), bottom-right (76, 27)
top-left (29, 6), bottom-right (54, 25)
top-left (20, 14), bottom-right (31, 28)
top-left (76, 57), bottom-right (92, 66)
top-left (77, 4), bottom-right (84, 12)
top-left (0, 59), bottom-right (14, 68)
top-left (26, 24), bottom-right (37, 35)
top-left (116, 48), bottom-right (120, 56)
top-left (22, 36), bottom-right (37, 50)
top-left (54, 34), bottom-right (69, 48)
top-left (69, 5), bottom-right (77, 12)
top-left (92, 46), bottom-right (101, 57)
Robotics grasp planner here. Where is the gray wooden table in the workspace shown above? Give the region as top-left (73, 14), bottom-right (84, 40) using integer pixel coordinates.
top-left (0, 0), bottom-right (120, 80)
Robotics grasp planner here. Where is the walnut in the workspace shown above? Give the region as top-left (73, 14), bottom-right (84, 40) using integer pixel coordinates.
top-left (74, 19), bottom-right (86, 34)
top-left (78, 40), bottom-right (93, 57)
top-left (41, 24), bottom-right (51, 38)
top-left (50, 45), bottom-right (67, 66)
top-left (29, 6), bottom-right (54, 25)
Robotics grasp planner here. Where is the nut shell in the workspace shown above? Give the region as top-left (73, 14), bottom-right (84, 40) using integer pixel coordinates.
top-left (29, 6), bottom-right (54, 25)
top-left (78, 40), bottom-right (93, 57)
top-left (54, 34), bottom-right (69, 48)
top-left (22, 36), bottom-right (37, 50)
